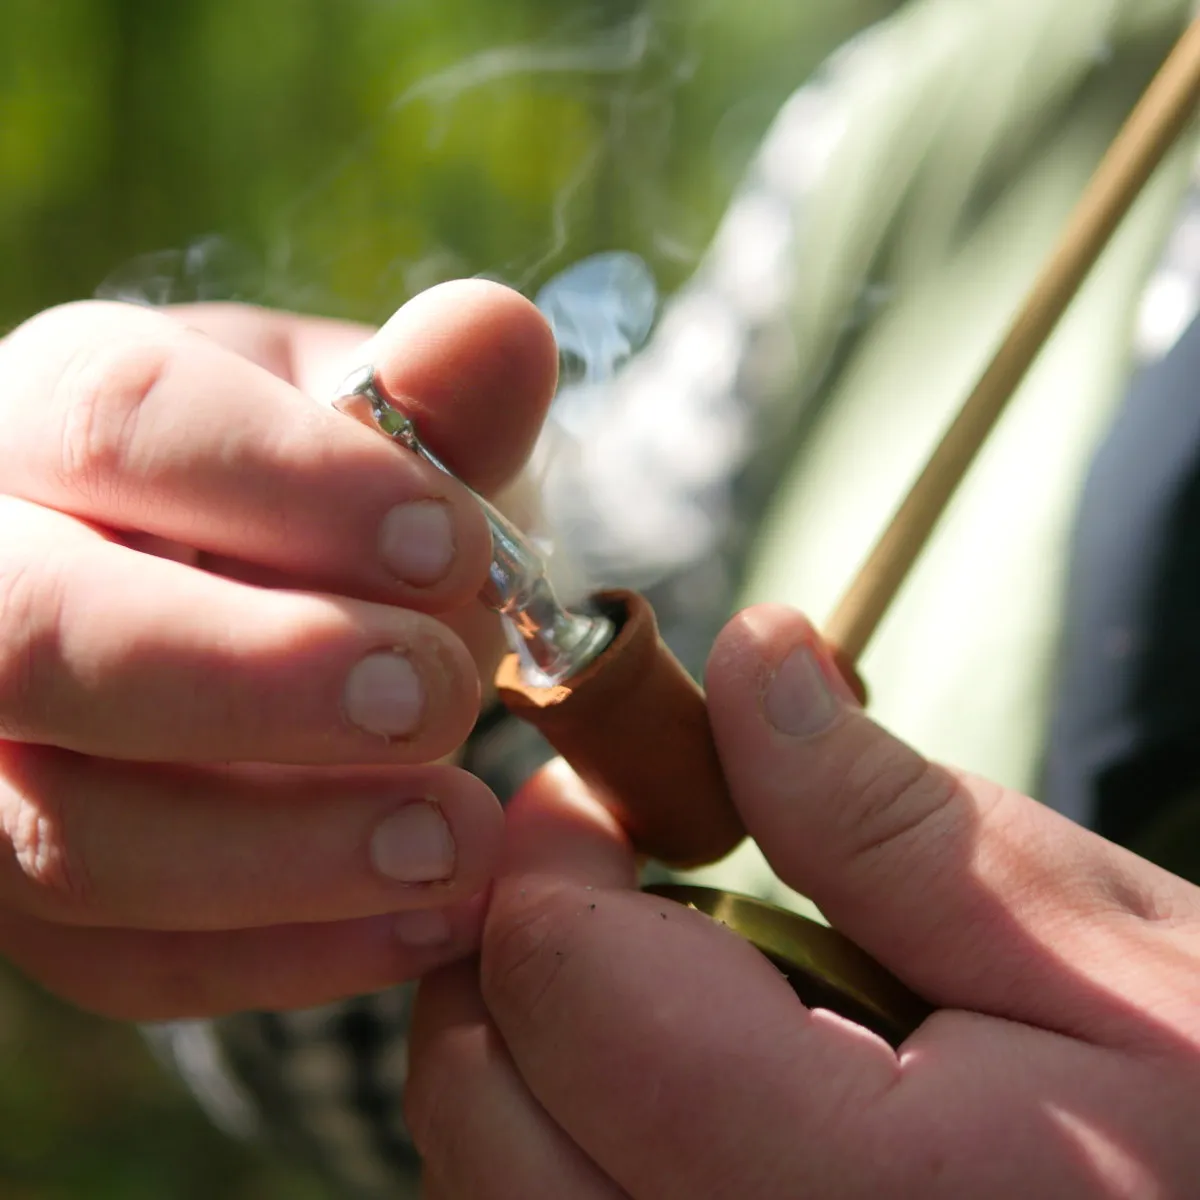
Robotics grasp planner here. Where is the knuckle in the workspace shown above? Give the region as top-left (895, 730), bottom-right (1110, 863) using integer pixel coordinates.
top-left (480, 880), bottom-right (575, 1027)
top-left (0, 548), bottom-right (64, 739)
top-left (0, 750), bottom-right (95, 916)
top-left (51, 332), bottom-right (175, 507)
top-left (0, 301), bottom-right (101, 370)
top-left (833, 739), bottom-right (965, 875)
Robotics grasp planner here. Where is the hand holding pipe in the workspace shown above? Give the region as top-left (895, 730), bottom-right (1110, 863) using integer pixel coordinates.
top-left (333, 13), bottom-right (1200, 1045)
top-left (337, 366), bottom-right (925, 1044)
top-left (336, 367), bottom-right (930, 1045)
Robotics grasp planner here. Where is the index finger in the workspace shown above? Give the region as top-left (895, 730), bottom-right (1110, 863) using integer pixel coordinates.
top-left (0, 282), bottom-right (557, 609)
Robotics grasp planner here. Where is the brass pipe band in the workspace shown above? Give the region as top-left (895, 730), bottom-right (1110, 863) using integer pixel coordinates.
top-left (644, 885), bottom-right (933, 1048)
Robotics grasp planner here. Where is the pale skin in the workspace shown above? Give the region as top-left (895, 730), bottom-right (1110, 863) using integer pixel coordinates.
top-left (0, 281), bottom-right (559, 1019)
top-left (407, 610), bottom-right (1200, 1199)
top-left (5, 285), bottom-right (1199, 1195)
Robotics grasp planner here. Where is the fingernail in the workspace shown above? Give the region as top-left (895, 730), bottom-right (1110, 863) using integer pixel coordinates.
top-left (371, 802), bottom-right (456, 883)
top-left (764, 645), bottom-right (842, 738)
top-left (344, 652), bottom-right (424, 738)
top-left (393, 908), bottom-right (452, 947)
top-left (380, 501), bottom-right (455, 586)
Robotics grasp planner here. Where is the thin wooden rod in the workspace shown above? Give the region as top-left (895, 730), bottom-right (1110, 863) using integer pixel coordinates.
top-left (825, 15), bottom-right (1200, 666)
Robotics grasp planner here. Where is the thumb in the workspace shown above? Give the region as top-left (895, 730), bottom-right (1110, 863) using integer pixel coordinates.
top-left (363, 280), bottom-right (559, 499)
top-left (705, 605), bottom-right (1199, 1038)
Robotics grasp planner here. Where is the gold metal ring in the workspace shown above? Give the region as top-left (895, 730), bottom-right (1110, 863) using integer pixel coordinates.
top-left (644, 884), bottom-right (932, 1048)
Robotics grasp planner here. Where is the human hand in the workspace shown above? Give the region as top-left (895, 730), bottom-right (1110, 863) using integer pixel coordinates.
top-left (408, 604), bottom-right (1200, 1198)
top-left (0, 282), bottom-right (558, 1019)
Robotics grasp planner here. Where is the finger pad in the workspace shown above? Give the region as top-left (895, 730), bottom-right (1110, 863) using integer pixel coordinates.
top-left (374, 281), bottom-right (559, 495)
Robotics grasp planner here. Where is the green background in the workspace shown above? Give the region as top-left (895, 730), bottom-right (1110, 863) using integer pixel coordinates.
top-left (1, 0), bottom-right (900, 331)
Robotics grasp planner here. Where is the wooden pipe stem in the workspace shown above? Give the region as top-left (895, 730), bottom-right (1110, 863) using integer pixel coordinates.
top-left (824, 15), bottom-right (1200, 666)
top-left (497, 17), bottom-right (1200, 868)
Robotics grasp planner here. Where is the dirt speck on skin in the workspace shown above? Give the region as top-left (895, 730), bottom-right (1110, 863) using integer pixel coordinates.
top-left (588, 903), bottom-right (596, 911)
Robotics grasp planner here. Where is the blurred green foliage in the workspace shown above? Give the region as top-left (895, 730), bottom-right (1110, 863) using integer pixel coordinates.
top-left (1, 0), bottom-right (901, 328)
top-left (0, 0), bottom-right (898, 1194)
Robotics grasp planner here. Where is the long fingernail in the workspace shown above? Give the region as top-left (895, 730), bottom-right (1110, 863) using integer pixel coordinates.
top-left (380, 500), bottom-right (455, 586)
top-left (764, 645), bottom-right (842, 738)
top-left (393, 908), bottom-right (452, 947)
top-left (344, 652), bottom-right (424, 738)
top-left (371, 802), bottom-right (456, 883)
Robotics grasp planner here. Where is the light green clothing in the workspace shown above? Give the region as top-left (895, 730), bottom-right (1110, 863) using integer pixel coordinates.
top-left (671, 0), bottom-right (1199, 911)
